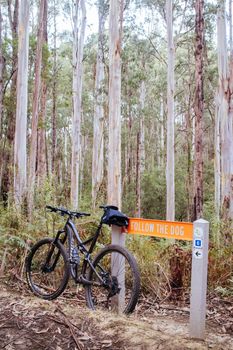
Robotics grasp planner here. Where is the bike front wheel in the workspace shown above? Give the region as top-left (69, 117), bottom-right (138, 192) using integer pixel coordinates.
top-left (26, 238), bottom-right (70, 300)
top-left (85, 245), bottom-right (140, 314)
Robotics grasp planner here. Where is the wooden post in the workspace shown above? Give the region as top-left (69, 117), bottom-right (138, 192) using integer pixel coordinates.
top-left (111, 225), bottom-right (125, 312)
top-left (189, 219), bottom-right (209, 339)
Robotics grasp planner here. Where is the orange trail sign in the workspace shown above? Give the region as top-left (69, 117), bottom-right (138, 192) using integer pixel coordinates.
top-left (127, 218), bottom-right (193, 241)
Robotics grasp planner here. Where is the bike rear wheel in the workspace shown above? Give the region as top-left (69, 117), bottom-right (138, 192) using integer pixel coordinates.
top-left (26, 238), bottom-right (70, 300)
top-left (85, 245), bottom-right (140, 314)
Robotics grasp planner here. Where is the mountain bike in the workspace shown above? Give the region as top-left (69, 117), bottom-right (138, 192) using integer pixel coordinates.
top-left (25, 205), bottom-right (140, 314)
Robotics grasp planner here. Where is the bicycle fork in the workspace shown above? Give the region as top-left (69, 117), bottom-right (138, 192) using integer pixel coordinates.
top-left (42, 230), bottom-right (66, 273)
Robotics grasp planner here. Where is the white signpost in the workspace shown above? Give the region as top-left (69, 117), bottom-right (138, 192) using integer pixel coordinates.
top-left (112, 216), bottom-right (210, 339)
top-left (189, 219), bottom-right (209, 339)
top-left (111, 225), bottom-right (126, 311)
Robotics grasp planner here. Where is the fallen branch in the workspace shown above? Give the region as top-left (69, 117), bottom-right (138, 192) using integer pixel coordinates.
top-left (55, 307), bottom-right (84, 350)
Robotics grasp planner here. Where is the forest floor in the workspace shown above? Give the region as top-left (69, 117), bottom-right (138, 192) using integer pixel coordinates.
top-left (0, 279), bottom-right (232, 350)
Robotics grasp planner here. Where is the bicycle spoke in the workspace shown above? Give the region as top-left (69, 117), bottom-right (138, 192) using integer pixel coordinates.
top-left (26, 238), bottom-right (69, 300)
top-left (85, 245), bottom-right (140, 314)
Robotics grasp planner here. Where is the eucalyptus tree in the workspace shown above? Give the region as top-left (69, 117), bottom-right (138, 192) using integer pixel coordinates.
top-left (37, 0), bottom-right (48, 186)
top-left (92, 0), bottom-right (108, 209)
top-left (136, 75), bottom-right (146, 217)
top-left (108, 0), bottom-right (124, 211)
top-left (0, 5), bottom-right (3, 136)
top-left (166, 0), bottom-right (175, 221)
top-left (52, 0), bottom-right (58, 175)
top-left (14, 0), bottom-right (30, 207)
top-left (216, 0), bottom-right (233, 221)
top-left (71, 0), bottom-right (86, 209)
top-left (193, 0), bottom-right (204, 220)
top-left (1, 0), bottom-right (18, 202)
top-left (28, 0), bottom-right (46, 217)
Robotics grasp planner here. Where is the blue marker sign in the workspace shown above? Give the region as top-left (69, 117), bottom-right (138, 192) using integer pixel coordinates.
top-left (194, 239), bottom-right (203, 248)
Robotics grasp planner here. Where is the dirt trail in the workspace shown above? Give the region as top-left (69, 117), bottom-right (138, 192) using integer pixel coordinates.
top-left (0, 282), bottom-right (232, 350)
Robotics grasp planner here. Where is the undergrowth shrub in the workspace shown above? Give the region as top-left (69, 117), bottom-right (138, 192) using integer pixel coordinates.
top-left (0, 202), bottom-right (232, 299)
top-left (127, 236), bottom-right (193, 301)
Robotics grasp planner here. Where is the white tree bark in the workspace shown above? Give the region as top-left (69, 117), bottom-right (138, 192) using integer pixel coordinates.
top-left (37, 0), bottom-right (48, 187)
top-left (229, 0), bottom-right (232, 54)
top-left (28, 0), bottom-right (45, 217)
top-left (108, 0), bottom-right (123, 209)
top-left (92, 1), bottom-right (107, 208)
top-left (159, 94), bottom-right (164, 168)
top-left (193, 0), bottom-right (204, 220)
top-left (52, 0), bottom-right (57, 174)
top-left (136, 79), bottom-right (146, 217)
top-left (108, 2), bottom-right (125, 310)
top-left (166, 0), bottom-right (175, 221)
top-left (14, 0), bottom-right (29, 207)
top-left (139, 80), bottom-right (146, 173)
top-left (0, 5), bottom-right (3, 136)
top-left (217, 2), bottom-right (233, 220)
top-left (71, 0), bottom-right (86, 209)
top-left (214, 94), bottom-right (221, 221)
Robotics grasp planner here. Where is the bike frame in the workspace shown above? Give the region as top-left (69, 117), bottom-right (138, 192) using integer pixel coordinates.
top-left (53, 217), bottom-right (105, 286)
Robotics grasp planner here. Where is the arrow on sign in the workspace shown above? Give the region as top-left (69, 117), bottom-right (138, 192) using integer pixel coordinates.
top-left (193, 249), bottom-right (203, 259)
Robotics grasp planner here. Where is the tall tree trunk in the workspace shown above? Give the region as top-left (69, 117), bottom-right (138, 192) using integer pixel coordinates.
top-left (214, 93), bottom-right (221, 221)
top-left (136, 79), bottom-right (146, 216)
top-left (108, 0), bottom-right (123, 209)
top-left (14, 0), bottom-right (29, 208)
top-left (127, 108), bottom-right (132, 185)
top-left (6, 0), bottom-right (18, 141)
top-left (80, 133), bottom-right (87, 201)
top-left (166, 0), bottom-right (175, 221)
top-left (139, 79), bottom-right (146, 172)
top-left (52, 0), bottom-right (57, 174)
top-left (71, 0), bottom-right (86, 209)
top-left (92, 0), bottom-right (107, 209)
top-left (0, 5), bottom-right (3, 137)
top-left (193, 0), bottom-right (204, 221)
top-left (185, 75), bottom-right (193, 221)
top-left (0, 5), bottom-right (4, 193)
top-left (1, 0), bottom-right (18, 202)
top-left (37, 0), bottom-right (48, 187)
top-left (217, 1), bottom-right (233, 221)
top-left (159, 94), bottom-right (164, 168)
top-left (229, 0), bottom-right (232, 54)
top-left (108, 1), bottom-right (125, 311)
top-left (136, 131), bottom-right (141, 216)
top-left (28, 0), bottom-right (45, 217)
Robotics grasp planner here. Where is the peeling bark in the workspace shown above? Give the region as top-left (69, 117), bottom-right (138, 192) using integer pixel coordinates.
top-left (0, 5), bottom-right (3, 137)
top-left (166, 0), bottom-right (175, 221)
top-left (1, 0), bottom-right (18, 202)
top-left (92, 0), bottom-right (107, 209)
top-left (37, 0), bottom-right (48, 187)
top-left (193, 0), bottom-right (204, 221)
top-left (217, 1), bottom-right (233, 221)
top-left (28, 0), bottom-right (46, 217)
top-left (14, 0), bottom-right (29, 207)
top-left (108, 0), bottom-right (124, 209)
top-left (71, 0), bottom-right (86, 209)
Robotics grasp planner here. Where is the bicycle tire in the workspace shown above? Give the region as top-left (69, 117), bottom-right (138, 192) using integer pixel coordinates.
top-left (25, 238), bottom-right (70, 300)
top-left (85, 244), bottom-right (140, 314)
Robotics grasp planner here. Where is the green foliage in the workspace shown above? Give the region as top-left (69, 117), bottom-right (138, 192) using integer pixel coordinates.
top-left (141, 169), bottom-right (166, 219)
top-left (208, 242), bottom-right (233, 296)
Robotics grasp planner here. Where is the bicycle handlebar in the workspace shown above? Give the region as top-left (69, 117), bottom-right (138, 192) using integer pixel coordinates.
top-left (46, 205), bottom-right (90, 218)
